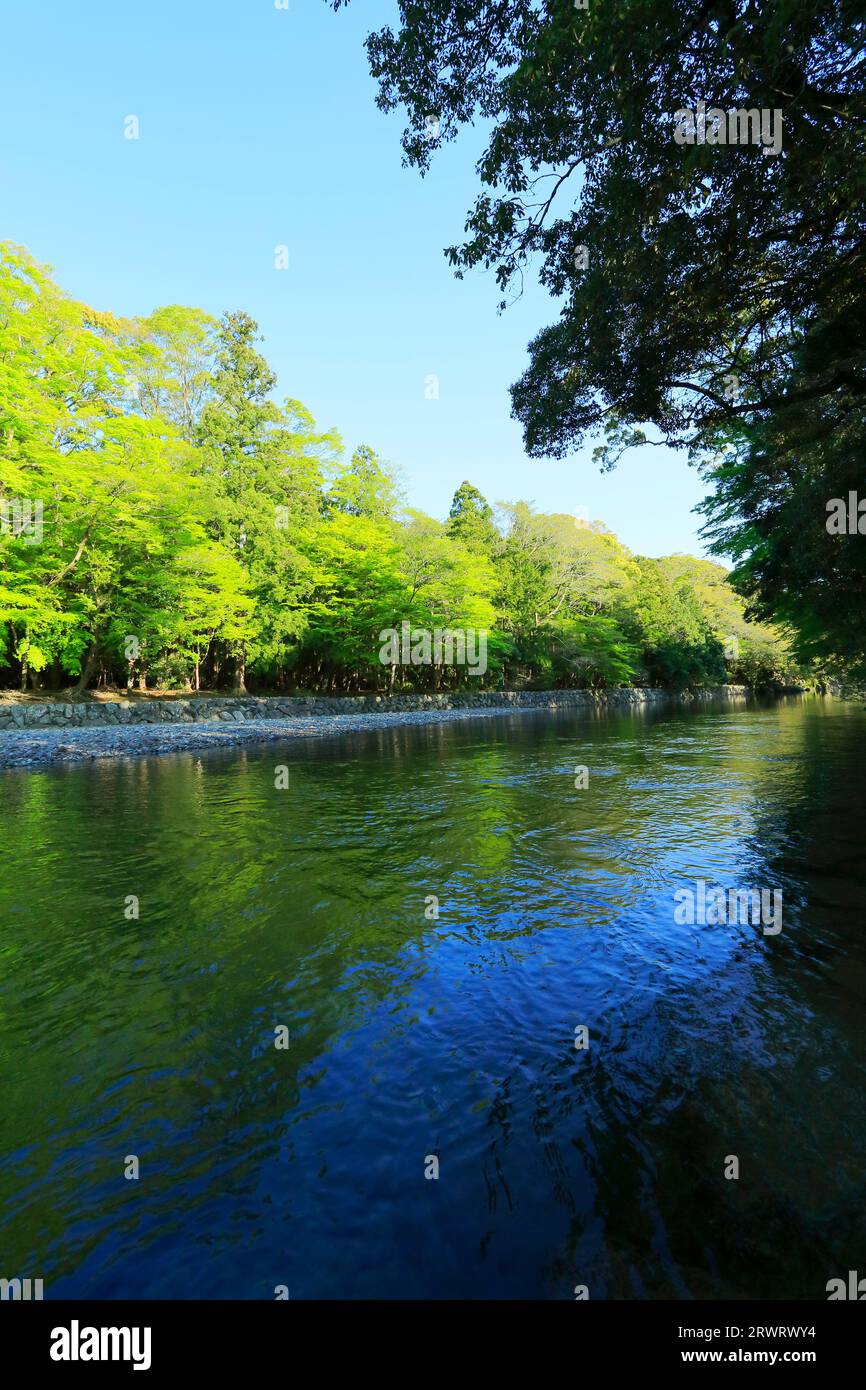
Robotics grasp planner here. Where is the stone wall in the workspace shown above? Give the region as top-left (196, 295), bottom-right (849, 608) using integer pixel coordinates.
top-left (0, 685), bottom-right (755, 732)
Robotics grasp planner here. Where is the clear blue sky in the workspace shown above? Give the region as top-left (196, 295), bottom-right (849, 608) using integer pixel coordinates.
top-left (0, 0), bottom-right (712, 559)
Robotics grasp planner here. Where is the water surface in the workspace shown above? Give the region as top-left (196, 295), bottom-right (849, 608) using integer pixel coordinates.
top-left (1, 696), bottom-right (864, 1298)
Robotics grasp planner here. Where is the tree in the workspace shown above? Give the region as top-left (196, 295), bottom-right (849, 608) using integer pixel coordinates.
top-left (195, 312), bottom-right (337, 691)
top-left (623, 558), bottom-right (726, 689)
top-left (397, 510), bottom-right (499, 687)
top-left (447, 481), bottom-right (499, 554)
top-left (498, 504), bottom-right (598, 640)
top-left (326, 444), bottom-right (402, 520)
top-left (700, 396), bottom-right (866, 676)
top-left (135, 305), bottom-right (217, 442)
top-left (0, 243), bottom-right (240, 692)
top-left (297, 510), bottom-right (407, 689)
top-left (331, 0), bottom-right (864, 462)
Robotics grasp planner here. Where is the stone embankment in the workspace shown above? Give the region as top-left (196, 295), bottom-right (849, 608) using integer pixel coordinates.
top-left (0, 684), bottom-right (770, 769)
top-left (0, 685), bottom-right (754, 731)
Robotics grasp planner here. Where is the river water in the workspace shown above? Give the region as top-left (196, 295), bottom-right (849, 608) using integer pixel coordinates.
top-left (1, 695), bottom-right (864, 1299)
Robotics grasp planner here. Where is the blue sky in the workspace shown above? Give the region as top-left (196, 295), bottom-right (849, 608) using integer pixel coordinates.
top-left (0, 0), bottom-right (712, 559)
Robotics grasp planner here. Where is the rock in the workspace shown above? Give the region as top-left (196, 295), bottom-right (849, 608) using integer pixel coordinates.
top-left (53, 743), bottom-right (84, 758)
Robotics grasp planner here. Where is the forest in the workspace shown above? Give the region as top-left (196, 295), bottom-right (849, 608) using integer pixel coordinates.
top-left (0, 243), bottom-right (802, 696)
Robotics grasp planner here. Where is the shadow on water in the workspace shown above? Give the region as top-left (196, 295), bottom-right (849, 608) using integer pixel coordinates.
top-left (0, 695), bottom-right (864, 1297)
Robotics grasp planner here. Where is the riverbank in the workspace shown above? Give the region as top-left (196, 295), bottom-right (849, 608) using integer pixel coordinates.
top-left (0, 685), bottom-right (770, 769)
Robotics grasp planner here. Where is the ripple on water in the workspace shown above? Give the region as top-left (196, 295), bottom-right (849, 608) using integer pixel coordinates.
top-left (1, 697), bottom-right (865, 1297)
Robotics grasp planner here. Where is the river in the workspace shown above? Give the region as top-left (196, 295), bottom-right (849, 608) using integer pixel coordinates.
top-left (1, 695), bottom-right (864, 1298)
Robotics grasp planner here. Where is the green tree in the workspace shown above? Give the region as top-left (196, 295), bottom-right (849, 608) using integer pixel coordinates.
top-left (447, 481), bottom-right (499, 555)
top-left (700, 397), bottom-right (866, 676)
top-left (623, 558), bottom-right (726, 689)
top-left (0, 244), bottom-right (242, 692)
top-left (135, 304), bottom-right (217, 442)
top-left (195, 312), bottom-right (337, 691)
top-left (327, 444), bottom-right (402, 520)
top-left (397, 510), bottom-right (500, 687)
top-left (298, 510), bottom-right (407, 690)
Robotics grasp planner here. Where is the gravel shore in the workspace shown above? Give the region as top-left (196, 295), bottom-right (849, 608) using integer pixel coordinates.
top-left (0, 703), bottom-right (561, 770)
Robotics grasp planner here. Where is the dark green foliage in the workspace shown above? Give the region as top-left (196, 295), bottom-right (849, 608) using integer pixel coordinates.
top-left (331, 0), bottom-right (864, 675)
top-left (700, 397), bottom-right (866, 677)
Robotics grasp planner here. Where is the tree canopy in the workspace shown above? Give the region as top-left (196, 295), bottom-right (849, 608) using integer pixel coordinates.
top-left (0, 242), bottom-right (801, 696)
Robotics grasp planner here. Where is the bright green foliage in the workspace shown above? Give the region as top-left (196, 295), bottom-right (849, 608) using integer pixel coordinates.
top-left (623, 558), bottom-right (727, 689)
top-left (0, 243), bottom-right (799, 695)
top-left (0, 244), bottom-right (248, 692)
top-left (294, 510), bottom-right (406, 687)
top-left (495, 504), bottom-right (636, 649)
top-left (656, 553), bottom-right (801, 686)
top-left (193, 311), bottom-right (340, 690)
top-left (327, 445), bottom-right (403, 521)
top-left (135, 305), bottom-right (217, 442)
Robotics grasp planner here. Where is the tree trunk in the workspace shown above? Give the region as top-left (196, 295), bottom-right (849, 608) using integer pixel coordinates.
top-left (232, 645), bottom-right (247, 695)
top-left (19, 625), bottom-right (29, 692)
top-left (75, 644), bottom-right (98, 694)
